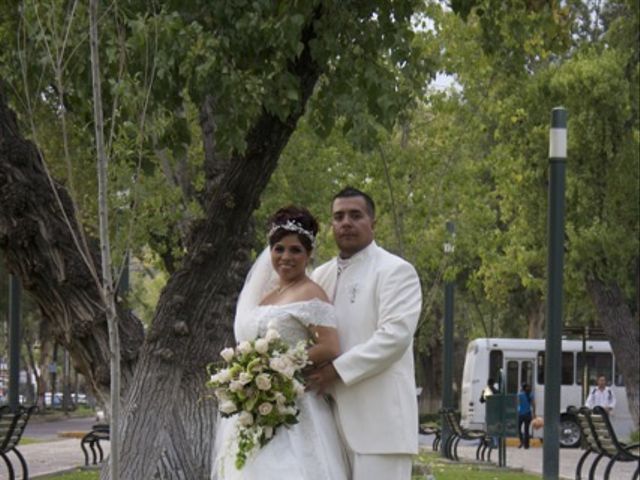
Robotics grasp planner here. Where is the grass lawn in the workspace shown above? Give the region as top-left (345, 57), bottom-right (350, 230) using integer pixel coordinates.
top-left (17, 436), bottom-right (46, 445)
top-left (413, 451), bottom-right (541, 479)
top-left (36, 469), bottom-right (99, 480)
top-left (30, 405), bottom-right (97, 422)
top-left (42, 453), bottom-right (543, 480)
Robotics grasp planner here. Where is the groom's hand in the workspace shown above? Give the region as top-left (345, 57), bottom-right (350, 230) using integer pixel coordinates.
top-left (305, 361), bottom-right (339, 396)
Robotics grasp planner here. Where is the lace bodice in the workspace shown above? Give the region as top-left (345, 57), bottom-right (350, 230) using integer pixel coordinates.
top-left (235, 298), bottom-right (337, 344)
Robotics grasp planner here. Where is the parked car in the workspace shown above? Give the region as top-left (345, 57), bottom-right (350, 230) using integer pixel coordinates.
top-left (44, 392), bottom-right (63, 406)
top-left (72, 393), bottom-right (88, 405)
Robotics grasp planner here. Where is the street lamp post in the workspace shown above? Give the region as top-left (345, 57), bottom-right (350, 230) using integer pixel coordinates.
top-left (440, 221), bottom-right (456, 456)
top-left (543, 107), bottom-right (567, 479)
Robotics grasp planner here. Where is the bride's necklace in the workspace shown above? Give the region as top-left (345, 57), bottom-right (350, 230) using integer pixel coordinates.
top-left (276, 277), bottom-right (304, 296)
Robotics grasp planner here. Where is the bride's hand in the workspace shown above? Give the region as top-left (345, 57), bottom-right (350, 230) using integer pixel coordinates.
top-left (305, 362), bottom-right (339, 396)
top-left (302, 360), bottom-right (330, 378)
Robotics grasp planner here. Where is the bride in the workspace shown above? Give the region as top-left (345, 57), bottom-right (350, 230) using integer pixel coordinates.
top-left (212, 206), bottom-right (350, 480)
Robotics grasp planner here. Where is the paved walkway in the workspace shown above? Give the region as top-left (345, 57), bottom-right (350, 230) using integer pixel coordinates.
top-left (4, 414), bottom-right (108, 478)
top-left (419, 434), bottom-right (639, 480)
top-left (5, 432), bottom-right (637, 479)
top-left (14, 438), bottom-right (109, 478)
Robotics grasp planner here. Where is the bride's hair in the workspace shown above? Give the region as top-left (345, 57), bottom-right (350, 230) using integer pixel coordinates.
top-left (267, 206), bottom-right (319, 253)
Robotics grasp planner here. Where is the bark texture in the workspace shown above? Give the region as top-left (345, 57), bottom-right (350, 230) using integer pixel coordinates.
top-left (586, 275), bottom-right (640, 427)
top-left (113, 11), bottom-right (323, 479)
top-left (0, 86), bottom-right (145, 406)
top-left (527, 302), bottom-right (545, 339)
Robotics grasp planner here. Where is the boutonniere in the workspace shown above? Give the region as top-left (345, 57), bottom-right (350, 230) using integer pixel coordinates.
top-left (349, 284), bottom-right (359, 303)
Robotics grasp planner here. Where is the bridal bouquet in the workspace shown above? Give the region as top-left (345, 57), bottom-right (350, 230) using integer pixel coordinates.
top-left (208, 328), bottom-right (309, 469)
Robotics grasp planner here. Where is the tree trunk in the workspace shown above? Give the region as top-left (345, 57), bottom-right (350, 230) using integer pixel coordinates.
top-left (416, 348), bottom-right (441, 414)
top-left (416, 304), bottom-right (444, 414)
top-left (36, 329), bottom-right (52, 410)
top-left (89, 1), bottom-right (122, 476)
top-left (586, 275), bottom-right (639, 427)
top-left (113, 11), bottom-right (324, 478)
top-left (0, 85), bottom-right (145, 408)
top-left (527, 301), bottom-right (545, 339)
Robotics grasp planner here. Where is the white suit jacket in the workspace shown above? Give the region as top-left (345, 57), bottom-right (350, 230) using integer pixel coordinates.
top-left (312, 241), bottom-right (422, 454)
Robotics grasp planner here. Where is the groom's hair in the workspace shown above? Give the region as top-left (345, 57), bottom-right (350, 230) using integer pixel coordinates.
top-left (333, 187), bottom-right (375, 218)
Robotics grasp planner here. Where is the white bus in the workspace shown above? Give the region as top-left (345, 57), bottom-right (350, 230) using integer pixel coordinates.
top-left (460, 338), bottom-right (634, 447)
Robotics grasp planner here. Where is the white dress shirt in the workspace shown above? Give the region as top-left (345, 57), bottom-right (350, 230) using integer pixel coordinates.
top-left (586, 386), bottom-right (616, 410)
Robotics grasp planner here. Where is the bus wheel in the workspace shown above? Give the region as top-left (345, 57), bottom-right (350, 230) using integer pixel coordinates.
top-left (559, 414), bottom-right (581, 448)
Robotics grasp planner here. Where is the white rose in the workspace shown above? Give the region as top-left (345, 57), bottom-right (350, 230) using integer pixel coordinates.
top-left (229, 380), bottom-right (244, 392)
top-left (273, 392), bottom-right (286, 405)
top-left (281, 361), bottom-right (296, 379)
top-left (254, 338), bottom-right (269, 354)
top-left (272, 356), bottom-right (295, 376)
top-left (237, 341), bottom-right (252, 354)
top-left (255, 374), bottom-right (272, 391)
top-left (215, 368), bottom-right (231, 383)
top-left (277, 404), bottom-right (297, 416)
top-left (214, 388), bottom-right (229, 401)
top-left (269, 357), bottom-right (287, 373)
top-left (238, 372), bottom-right (253, 385)
top-left (219, 400), bottom-right (237, 414)
top-left (265, 328), bottom-right (280, 342)
top-left (220, 347), bottom-right (235, 362)
top-left (238, 411), bottom-right (254, 426)
top-left (258, 402), bottom-right (273, 416)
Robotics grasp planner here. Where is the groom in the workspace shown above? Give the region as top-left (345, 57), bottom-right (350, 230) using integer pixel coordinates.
top-left (309, 187), bottom-right (422, 480)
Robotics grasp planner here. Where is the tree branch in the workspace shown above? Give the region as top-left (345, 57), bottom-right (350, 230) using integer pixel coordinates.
top-left (0, 81), bottom-right (144, 406)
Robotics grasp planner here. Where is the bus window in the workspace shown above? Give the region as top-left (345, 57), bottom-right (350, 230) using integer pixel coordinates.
top-left (536, 352), bottom-right (574, 385)
top-left (537, 352), bottom-right (544, 384)
top-left (577, 352), bottom-right (612, 385)
top-left (489, 350), bottom-right (503, 384)
top-left (562, 353), bottom-right (574, 385)
top-left (614, 359), bottom-right (625, 386)
top-left (506, 361), bottom-right (519, 394)
top-left (521, 361), bottom-right (534, 388)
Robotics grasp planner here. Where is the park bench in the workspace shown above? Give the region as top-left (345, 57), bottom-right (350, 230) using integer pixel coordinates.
top-left (81, 423), bottom-right (110, 466)
top-left (0, 405), bottom-right (38, 480)
top-left (570, 406), bottom-right (639, 480)
top-left (419, 423), bottom-right (441, 451)
top-left (439, 408), bottom-right (493, 462)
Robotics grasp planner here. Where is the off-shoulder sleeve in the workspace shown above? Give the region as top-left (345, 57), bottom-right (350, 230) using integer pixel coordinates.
top-left (294, 298), bottom-right (337, 328)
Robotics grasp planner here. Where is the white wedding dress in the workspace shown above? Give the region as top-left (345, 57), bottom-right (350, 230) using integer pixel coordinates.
top-left (212, 298), bottom-right (350, 480)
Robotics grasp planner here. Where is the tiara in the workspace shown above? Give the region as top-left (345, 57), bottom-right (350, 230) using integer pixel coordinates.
top-left (268, 219), bottom-right (315, 246)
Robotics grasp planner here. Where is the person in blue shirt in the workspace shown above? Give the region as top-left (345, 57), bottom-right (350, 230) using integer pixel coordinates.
top-left (518, 383), bottom-right (535, 449)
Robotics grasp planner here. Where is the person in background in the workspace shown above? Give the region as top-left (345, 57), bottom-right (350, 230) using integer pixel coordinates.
top-left (585, 375), bottom-right (616, 413)
top-left (479, 378), bottom-right (499, 448)
top-left (517, 383), bottom-right (535, 449)
top-left (479, 378), bottom-right (498, 404)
